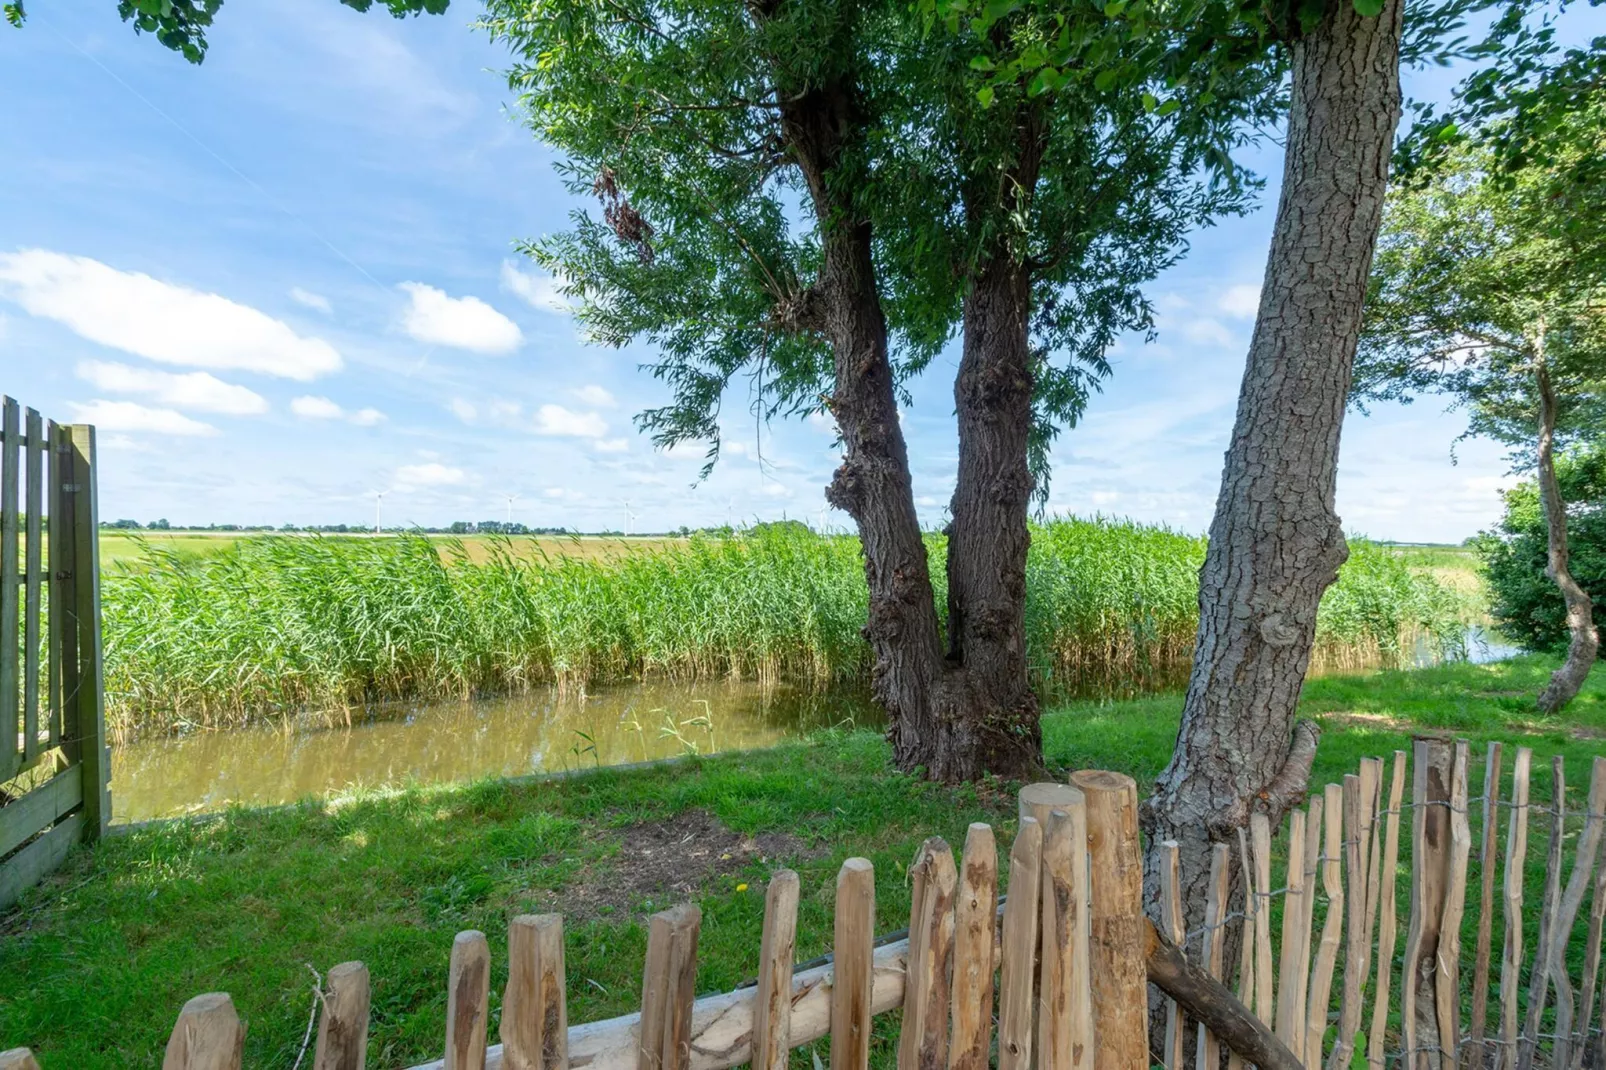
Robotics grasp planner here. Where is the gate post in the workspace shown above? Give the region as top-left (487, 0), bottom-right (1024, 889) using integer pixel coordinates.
top-left (62, 423), bottom-right (108, 841)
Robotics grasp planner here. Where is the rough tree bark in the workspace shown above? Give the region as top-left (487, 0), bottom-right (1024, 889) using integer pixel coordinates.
top-left (1141, 0), bottom-right (1405, 938)
top-left (1533, 336), bottom-right (1600, 714)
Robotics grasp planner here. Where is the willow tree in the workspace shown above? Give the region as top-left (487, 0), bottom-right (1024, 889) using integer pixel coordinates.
top-left (1355, 116), bottom-right (1606, 712)
top-left (485, 0), bottom-right (1270, 778)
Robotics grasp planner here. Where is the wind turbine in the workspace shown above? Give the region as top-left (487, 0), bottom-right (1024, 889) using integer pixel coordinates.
top-left (623, 499), bottom-right (637, 536)
top-left (373, 490), bottom-right (387, 534)
top-left (505, 493), bottom-right (520, 528)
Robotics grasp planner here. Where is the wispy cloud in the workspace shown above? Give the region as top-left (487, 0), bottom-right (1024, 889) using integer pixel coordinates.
top-left (69, 399), bottom-right (219, 437)
top-left (1218, 284), bottom-right (1261, 320)
top-left (395, 462), bottom-right (468, 489)
top-left (291, 395), bottom-right (386, 426)
top-left (0, 250), bottom-right (341, 380)
top-left (501, 261), bottom-right (572, 315)
top-left (289, 287), bottom-right (333, 314)
top-left (534, 404), bottom-right (607, 438)
top-left (76, 361), bottom-right (269, 415)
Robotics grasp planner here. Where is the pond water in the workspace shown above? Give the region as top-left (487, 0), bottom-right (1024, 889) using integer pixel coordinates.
top-left (109, 681), bottom-right (880, 823)
top-left (109, 625), bottom-right (1524, 824)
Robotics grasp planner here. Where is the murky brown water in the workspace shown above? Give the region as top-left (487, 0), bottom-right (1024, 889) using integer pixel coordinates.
top-left (109, 682), bottom-right (879, 823)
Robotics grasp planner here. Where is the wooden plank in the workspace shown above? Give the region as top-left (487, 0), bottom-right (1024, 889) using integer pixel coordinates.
top-left (639, 909), bottom-right (675, 1070)
top-left (1069, 770), bottom-right (1145, 1070)
top-left (1331, 773), bottom-right (1369, 1070)
top-left (751, 873), bottom-right (799, 1070)
top-left (163, 992), bottom-right (245, 1070)
top-left (831, 858), bottom-right (875, 1070)
top-left (1498, 748), bottom-right (1532, 1070)
top-left (998, 816), bottom-right (1043, 1070)
top-left (446, 930), bottom-right (492, 1070)
top-left (1573, 826), bottom-right (1606, 1070)
top-left (0, 1049), bottom-right (40, 1070)
top-left (951, 824), bottom-right (996, 1070)
top-left (0, 811), bottom-right (83, 911)
top-left (1227, 828), bottom-right (1256, 1070)
top-left (1307, 783), bottom-right (1345, 1070)
top-left (1369, 750), bottom-right (1409, 1070)
top-left (1434, 741), bottom-right (1472, 1070)
top-left (1251, 812), bottom-right (1275, 1030)
top-left (1546, 757), bottom-right (1606, 1070)
top-left (1518, 757), bottom-right (1567, 1070)
top-left (661, 905), bottom-right (701, 1070)
top-left (1275, 808), bottom-right (1308, 1052)
top-left (1402, 738), bottom-right (1453, 1070)
top-left (0, 766), bottom-right (83, 859)
top-left (1468, 742), bottom-right (1504, 1070)
top-left (901, 838), bottom-right (956, 1070)
top-left (2, 396), bottom-right (20, 780)
top-left (45, 420), bottom-right (64, 749)
top-left (1159, 841), bottom-right (1186, 1070)
top-left (67, 424), bottom-right (107, 839)
top-left (1195, 842), bottom-right (1231, 1070)
top-left (1040, 804), bottom-right (1092, 1070)
top-left (22, 407), bottom-right (42, 767)
top-left (504, 915), bottom-right (568, 1070)
top-left (314, 961), bottom-right (372, 1070)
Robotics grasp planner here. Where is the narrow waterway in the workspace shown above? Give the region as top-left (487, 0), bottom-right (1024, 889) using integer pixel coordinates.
top-left (109, 625), bottom-right (1522, 823)
top-left (110, 681), bottom-right (880, 823)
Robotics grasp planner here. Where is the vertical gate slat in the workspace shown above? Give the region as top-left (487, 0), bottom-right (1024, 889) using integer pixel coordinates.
top-left (1469, 742), bottom-right (1504, 1070)
top-left (67, 424), bottom-right (107, 836)
top-left (1498, 748), bottom-right (1533, 1070)
top-left (45, 420), bottom-right (64, 749)
top-left (22, 406), bottom-right (42, 767)
top-left (1368, 750), bottom-right (1408, 1070)
top-left (1, 396), bottom-right (20, 781)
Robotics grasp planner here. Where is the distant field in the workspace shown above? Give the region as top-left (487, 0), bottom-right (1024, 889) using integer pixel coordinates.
top-left (98, 531), bottom-right (687, 568)
top-left (1386, 543), bottom-right (1486, 596)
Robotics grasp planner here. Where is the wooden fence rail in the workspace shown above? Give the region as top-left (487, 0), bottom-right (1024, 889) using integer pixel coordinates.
top-left (0, 397), bottom-right (107, 911)
top-left (5, 743), bottom-right (1606, 1070)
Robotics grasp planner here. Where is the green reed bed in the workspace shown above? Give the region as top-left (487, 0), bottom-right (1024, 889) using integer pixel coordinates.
top-left (102, 518), bottom-right (1480, 737)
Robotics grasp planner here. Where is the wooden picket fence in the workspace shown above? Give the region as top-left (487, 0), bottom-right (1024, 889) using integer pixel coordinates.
top-left (4, 741), bottom-right (1606, 1070)
top-left (0, 397), bottom-right (109, 911)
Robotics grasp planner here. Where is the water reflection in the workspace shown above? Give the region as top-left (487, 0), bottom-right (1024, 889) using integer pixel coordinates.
top-left (110, 681), bottom-right (879, 823)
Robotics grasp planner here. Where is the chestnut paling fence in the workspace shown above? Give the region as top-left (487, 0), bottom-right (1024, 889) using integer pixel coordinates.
top-left (4, 743), bottom-right (1606, 1070)
top-left (0, 396), bottom-right (108, 912)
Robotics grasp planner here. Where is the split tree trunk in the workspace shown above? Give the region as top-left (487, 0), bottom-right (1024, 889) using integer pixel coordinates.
top-left (1142, 0), bottom-right (1405, 935)
top-left (1533, 345), bottom-right (1599, 714)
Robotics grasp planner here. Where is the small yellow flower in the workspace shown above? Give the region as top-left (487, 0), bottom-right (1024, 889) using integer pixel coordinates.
top-left (736, 883), bottom-right (749, 892)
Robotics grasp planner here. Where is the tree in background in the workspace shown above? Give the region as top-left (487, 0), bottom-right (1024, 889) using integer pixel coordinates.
top-left (1479, 444), bottom-right (1606, 655)
top-left (485, 0), bottom-right (1273, 779)
top-left (1354, 70), bottom-right (1606, 712)
top-left (4, 0), bottom-right (447, 63)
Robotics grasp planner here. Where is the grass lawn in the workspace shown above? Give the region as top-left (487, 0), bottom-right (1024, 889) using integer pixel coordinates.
top-left (2, 656), bottom-right (1602, 1067)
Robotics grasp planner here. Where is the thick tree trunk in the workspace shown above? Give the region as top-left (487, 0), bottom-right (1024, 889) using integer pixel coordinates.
top-left (1142, 0), bottom-right (1405, 939)
top-left (923, 257), bottom-right (1043, 781)
top-left (1533, 347), bottom-right (1599, 714)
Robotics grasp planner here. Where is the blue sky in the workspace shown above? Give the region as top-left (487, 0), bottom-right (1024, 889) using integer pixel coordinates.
top-left (1, 2), bottom-right (1594, 540)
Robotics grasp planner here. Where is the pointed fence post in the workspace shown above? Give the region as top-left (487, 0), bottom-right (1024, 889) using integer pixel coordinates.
top-left (504, 915), bottom-right (568, 1070)
top-left (163, 993), bottom-right (245, 1070)
top-left (314, 962), bottom-right (371, 1070)
top-left (1069, 770), bottom-right (1146, 1070)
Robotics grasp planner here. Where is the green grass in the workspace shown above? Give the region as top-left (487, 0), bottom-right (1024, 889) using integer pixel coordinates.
top-left (2, 656), bottom-right (1601, 1068)
top-left (101, 519), bottom-right (1480, 737)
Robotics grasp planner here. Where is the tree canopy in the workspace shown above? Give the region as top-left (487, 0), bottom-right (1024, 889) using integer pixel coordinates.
top-left (3, 0), bottom-right (449, 63)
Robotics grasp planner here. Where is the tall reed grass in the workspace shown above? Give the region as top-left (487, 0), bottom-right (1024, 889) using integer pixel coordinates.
top-left (101, 519), bottom-right (1478, 737)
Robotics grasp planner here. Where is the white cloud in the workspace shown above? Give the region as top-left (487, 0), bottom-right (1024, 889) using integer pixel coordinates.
top-left (661, 441), bottom-right (710, 463)
top-left (501, 261), bottom-right (572, 315)
top-left (1218, 284), bottom-right (1261, 320)
top-left (0, 250), bottom-right (341, 380)
top-left (1182, 318), bottom-right (1236, 347)
top-left (291, 395), bottom-right (385, 426)
top-left (75, 361), bottom-right (268, 415)
top-left (534, 404), bottom-right (607, 438)
top-left (69, 399), bottom-right (218, 437)
top-left (289, 287), bottom-right (333, 314)
top-left (448, 398), bottom-right (478, 423)
top-left (395, 462), bottom-right (467, 489)
top-left (399, 282), bottom-right (522, 353)
top-left (489, 400), bottom-right (523, 421)
top-left (291, 395), bottom-right (345, 420)
top-left (573, 384), bottom-right (616, 408)
top-left (759, 482), bottom-right (793, 498)
top-left (595, 438), bottom-right (630, 453)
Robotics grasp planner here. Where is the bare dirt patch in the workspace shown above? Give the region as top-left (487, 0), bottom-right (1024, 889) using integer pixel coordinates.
top-left (527, 809), bottom-right (821, 920)
top-left (1318, 711), bottom-right (1413, 732)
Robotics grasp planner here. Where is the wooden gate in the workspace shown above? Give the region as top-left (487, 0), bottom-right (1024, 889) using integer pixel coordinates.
top-left (0, 396), bottom-right (108, 911)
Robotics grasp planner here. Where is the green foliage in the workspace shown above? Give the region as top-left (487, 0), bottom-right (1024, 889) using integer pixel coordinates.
top-left (1, 0), bottom-right (449, 62)
top-left (483, 0), bottom-right (1269, 497)
top-left (1477, 444), bottom-right (1606, 651)
top-left (100, 521), bottom-right (1477, 735)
